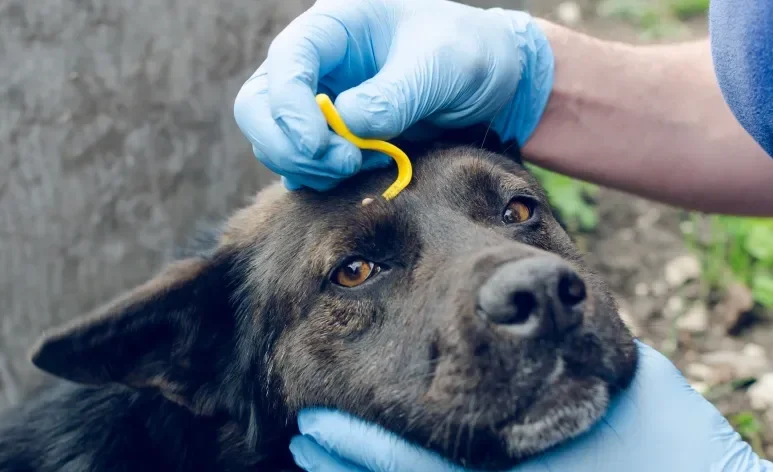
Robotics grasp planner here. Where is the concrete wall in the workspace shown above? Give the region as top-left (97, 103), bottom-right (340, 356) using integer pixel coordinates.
top-left (0, 0), bottom-right (317, 411)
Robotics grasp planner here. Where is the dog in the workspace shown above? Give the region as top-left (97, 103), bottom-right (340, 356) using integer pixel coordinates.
top-left (0, 128), bottom-right (638, 471)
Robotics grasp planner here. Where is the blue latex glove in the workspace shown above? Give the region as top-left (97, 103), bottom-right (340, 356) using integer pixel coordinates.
top-left (233, 0), bottom-right (553, 191)
top-left (289, 340), bottom-right (773, 472)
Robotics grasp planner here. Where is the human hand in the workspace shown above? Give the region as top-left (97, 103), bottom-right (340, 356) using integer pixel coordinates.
top-left (288, 340), bottom-right (773, 472)
top-left (233, 0), bottom-right (554, 191)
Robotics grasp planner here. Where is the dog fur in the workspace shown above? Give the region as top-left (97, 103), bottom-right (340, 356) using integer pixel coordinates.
top-left (0, 128), bottom-right (638, 471)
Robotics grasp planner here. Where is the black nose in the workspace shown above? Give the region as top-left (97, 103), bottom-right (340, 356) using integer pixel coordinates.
top-left (476, 256), bottom-right (586, 338)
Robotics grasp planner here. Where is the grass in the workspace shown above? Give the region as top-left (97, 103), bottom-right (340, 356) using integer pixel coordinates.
top-left (565, 0), bottom-right (773, 314)
top-left (537, 0), bottom-right (769, 457)
top-left (527, 164), bottom-right (599, 233)
top-left (729, 411), bottom-right (766, 456)
top-left (681, 215), bottom-right (773, 310)
top-left (668, 0), bottom-right (710, 20)
top-left (530, 165), bottom-right (773, 311)
top-left (597, 0), bottom-right (708, 40)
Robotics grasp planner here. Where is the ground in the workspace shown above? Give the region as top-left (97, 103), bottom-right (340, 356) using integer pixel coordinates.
top-left (529, 0), bottom-right (773, 459)
top-left (2, 0), bottom-right (772, 462)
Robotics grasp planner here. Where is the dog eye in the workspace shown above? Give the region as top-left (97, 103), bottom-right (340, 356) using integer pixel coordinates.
top-left (503, 199), bottom-right (532, 224)
top-left (332, 258), bottom-right (381, 288)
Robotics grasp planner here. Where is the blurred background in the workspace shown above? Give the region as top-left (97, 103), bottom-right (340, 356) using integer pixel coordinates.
top-left (2, 0), bottom-right (773, 459)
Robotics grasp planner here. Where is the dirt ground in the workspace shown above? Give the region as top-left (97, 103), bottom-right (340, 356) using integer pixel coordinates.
top-left (2, 0), bottom-right (772, 461)
top-left (531, 0), bottom-right (773, 459)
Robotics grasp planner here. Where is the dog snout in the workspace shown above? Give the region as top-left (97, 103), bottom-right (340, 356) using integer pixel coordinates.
top-left (476, 256), bottom-right (586, 339)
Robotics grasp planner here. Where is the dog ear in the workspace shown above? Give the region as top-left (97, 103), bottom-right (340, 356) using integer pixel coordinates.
top-left (29, 250), bottom-right (244, 413)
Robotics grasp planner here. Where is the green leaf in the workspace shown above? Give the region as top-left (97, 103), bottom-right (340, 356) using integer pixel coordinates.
top-left (668, 0), bottom-right (710, 20)
top-left (526, 165), bottom-right (599, 232)
top-left (744, 222), bottom-right (773, 263)
top-left (752, 273), bottom-right (773, 308)
top-left (731, 411), bottom-right (762, 434)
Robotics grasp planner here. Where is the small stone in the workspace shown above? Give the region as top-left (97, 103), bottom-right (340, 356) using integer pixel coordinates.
top-left (636, 208), bottom-right (661, 229)
top-left (683, 350), bottom-right (699, 363)
top-left (618, 228), bottom-right (635, 241)
top-left (664, 296), bottom-right (686, 319)
top-left (634, 282), bottom-right (649, 297)
top-left (744, 343), bottom-right (766, 360)
top-left (676, 302), bottom-right (709, 333)
top-left (721, 282), bottom-right (756, 335)
top-left (361, 198), bottom-right (374, 206)
top-left (689, 381), bottom-right (710, 396)
top-left (680, 220), bottom-right (695, 235)
top-left (556, 1), bottom-right (582, 25)
top-left (652, 281), bottom-right (668, 297)
top-left (703, 345), bottom-right (769, 380)
top-left (748, 373), bottom-right (773, 410)
top-left (685, 363), bottom-right (714, 382)
top-left (664, 254), bottom-right (702, 288)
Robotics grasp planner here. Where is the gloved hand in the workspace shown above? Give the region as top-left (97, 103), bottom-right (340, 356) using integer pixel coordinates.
top-left (233, 0), bottom-right (554, 191)
top-left (288, 340), bottom-right (773, 472)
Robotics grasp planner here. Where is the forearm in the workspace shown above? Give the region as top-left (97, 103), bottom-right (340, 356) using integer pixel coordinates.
top-left (524, 20), bottom-right (773, 216)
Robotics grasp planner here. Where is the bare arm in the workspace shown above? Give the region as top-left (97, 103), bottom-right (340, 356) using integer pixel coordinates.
top-left (524, 21), bottom-right (773, 216)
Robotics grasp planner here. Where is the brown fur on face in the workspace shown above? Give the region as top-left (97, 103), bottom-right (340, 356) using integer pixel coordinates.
top-left (24, 134), bottom-right (637, 470)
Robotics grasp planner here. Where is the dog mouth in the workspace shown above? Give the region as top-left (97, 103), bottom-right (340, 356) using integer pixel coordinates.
top-left (492, 346), bottom-right (618, 427)
top-left (417, 328), bottom-right (633, 469)
top-left (415, 356), bottom-right (616, 470)
top-left (496, 375), bottom-right (610, 461)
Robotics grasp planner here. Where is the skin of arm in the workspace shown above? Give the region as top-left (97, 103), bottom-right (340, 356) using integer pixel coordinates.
top-left (523, 20), bottom-right (773, 216)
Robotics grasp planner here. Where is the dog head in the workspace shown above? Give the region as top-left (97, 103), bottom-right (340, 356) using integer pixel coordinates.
top-left (30, 130), bottom-right (637, 469)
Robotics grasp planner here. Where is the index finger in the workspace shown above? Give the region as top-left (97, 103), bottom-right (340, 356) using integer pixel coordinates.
top-left (265, 7), bottom-right (352, 158)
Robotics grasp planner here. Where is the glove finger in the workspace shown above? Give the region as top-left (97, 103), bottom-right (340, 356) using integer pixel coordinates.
top-left (333, 37), bottom-right (448, 140)
top-left (289, 133), bottom-right (361, 179)
top-left (290, 435), bottom-right (369, 472)
top-left (265, 8), bottom-right (351, 158)
top-left (282, 150), bottom-right (390, 191)
top-left (278, 154), bottom-right (353, 191)
top-left (297, 408), bottom-right (467, 472)
top-left (235, 72), bottom-right (361, 190)
top-left (280, 173), bottom-right (344, 192)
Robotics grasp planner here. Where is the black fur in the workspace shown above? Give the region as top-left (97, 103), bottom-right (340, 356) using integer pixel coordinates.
top-left (0, 129), bottom-right (637, 472)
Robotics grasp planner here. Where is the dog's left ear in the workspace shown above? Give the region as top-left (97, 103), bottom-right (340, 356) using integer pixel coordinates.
top-left (30, 250), bottom-right (244, 414)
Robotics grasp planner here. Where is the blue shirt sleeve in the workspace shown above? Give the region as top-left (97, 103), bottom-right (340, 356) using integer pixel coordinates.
top-left (709, 0), bottom-right (773, 158)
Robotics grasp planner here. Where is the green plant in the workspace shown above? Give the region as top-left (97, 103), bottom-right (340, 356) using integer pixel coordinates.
top-left (729, 411), bottom-right (765, 456)
top-left (597, 0), bottom-right (701, 40)
top-left (527, 165), bottom-right (599, 233)
top-left (681, 215), bottom-right (773, 309)
top-left (667, 0), bottom-right (710, 20)
top-left (597, 0), bottom-right (664, 28)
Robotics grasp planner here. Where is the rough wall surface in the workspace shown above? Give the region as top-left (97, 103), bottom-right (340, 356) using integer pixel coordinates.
top-left (0, 0), bottom-right (315, 411)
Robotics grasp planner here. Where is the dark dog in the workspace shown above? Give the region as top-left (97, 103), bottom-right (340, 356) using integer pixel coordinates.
top-left (0, 130), bottom-right (638, 471)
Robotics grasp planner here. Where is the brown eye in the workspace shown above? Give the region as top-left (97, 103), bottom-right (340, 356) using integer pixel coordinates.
top-left (503, 199), bottom-right (532, 224)
top-left (332, 258), bottom-right (381, 288)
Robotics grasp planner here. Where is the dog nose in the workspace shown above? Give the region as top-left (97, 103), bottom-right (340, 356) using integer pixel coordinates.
top-left (476, 256), bottom-right (586, 338)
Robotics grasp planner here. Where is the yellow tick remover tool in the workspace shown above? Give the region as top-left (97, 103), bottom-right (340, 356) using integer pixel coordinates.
top-left (315, 93), bottom-right (413, 202)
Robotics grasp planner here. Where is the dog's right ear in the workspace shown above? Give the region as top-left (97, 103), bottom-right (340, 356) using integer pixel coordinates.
top-left (29, 248), bottom-right (246, 414)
